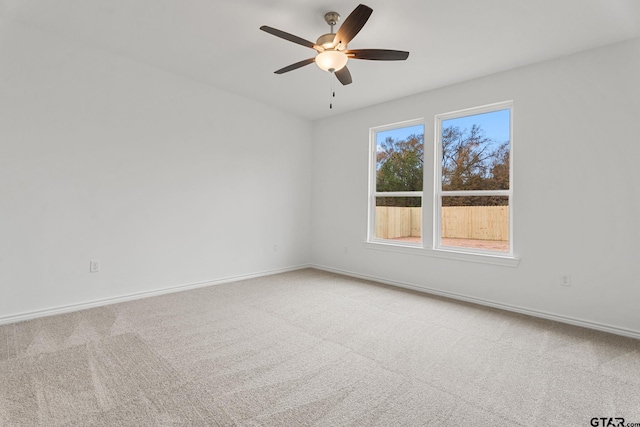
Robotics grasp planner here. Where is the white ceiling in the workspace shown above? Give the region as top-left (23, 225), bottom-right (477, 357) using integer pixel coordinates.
top-left (1, 0), bottom-right (639, 120)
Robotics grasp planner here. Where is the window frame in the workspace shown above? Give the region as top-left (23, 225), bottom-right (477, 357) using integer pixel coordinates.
top-left (434, 101), bottom-right (514, 256)
top-left (365, 102), bottom-right (518, 267)
top-left (367, 118), bottom-right (425, 247)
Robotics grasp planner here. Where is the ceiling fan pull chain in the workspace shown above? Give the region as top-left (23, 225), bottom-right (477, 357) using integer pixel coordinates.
top-left (329, 72), bottom-right (336, 109)
top-left (329, 72), bottom-right (333, 109)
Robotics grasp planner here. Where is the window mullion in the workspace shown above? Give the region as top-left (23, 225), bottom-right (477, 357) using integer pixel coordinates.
top-left (374, 191), bottom-right (423, 198)
top-left (440, 190), bottom-right (510, 197)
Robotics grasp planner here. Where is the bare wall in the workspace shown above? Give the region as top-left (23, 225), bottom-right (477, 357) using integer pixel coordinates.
top-left (0, 22), bottom-right (312, 319)
top-left (311, 38), bottom-right (640, 336)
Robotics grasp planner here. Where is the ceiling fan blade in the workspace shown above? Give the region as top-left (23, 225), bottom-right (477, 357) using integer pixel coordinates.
top-left (333, 4), bottom-right (373, 48)
top-left (274, 58), bottom-right (315, 74)
top-left (346, 49), bottom-right (410, 61)
top-left (335, 66), bottom-right (353, 85)
top-left (260, 26), bottom-right (322, 51)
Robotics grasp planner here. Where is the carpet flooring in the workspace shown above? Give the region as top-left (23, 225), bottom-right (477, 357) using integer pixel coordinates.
top-left (1, 268), bottom-right (639, 426)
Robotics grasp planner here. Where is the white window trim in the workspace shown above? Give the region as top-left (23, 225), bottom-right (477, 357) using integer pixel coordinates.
top-left (434, 100), bottom-right (514, 258)
top-left (362, 240), bottom-right (519, 267)
top-left (366, 103), bottom-right (519, 267)
top-left (367, 118), bottom-right (425, 244)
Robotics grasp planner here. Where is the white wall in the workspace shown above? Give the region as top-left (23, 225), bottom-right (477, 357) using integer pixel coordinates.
top-left (0, 22), bottom-right (312, 320)
top-left (311, 38), bottom-right (640, 336)
top-left (2, 19), bottom-right (638, 338)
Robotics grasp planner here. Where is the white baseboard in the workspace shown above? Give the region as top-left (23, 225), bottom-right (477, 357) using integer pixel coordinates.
top-left (0, 264), bottom-right (311, 326)
top-left (312, 264), bottom-right (640, 340)
top-left (4, 263), bottom-right (638, 340)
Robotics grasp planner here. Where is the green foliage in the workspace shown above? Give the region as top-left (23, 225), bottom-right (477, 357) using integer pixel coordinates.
top-left (375, 125), bottom-right (509, 207)
top-left (441, 124), bottom-right (510, 206)
top-left (376, 133), bottom-right (423, 207)
top-left (376, 134), bottom-right (423, 192)
top-left (376, 196), bottom-right (421, 208)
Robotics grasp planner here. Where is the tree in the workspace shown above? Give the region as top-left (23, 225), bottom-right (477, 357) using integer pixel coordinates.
top-left (374, 126), bottom-right (509, 207)
top-left (441, 124), bottom-right (509, 206)
top-left (376, 133), bottom-right (423, 207)
top-left (443, 124), bottom-right (492, 190)
top-left (488, 142), bottom-right (510, 190)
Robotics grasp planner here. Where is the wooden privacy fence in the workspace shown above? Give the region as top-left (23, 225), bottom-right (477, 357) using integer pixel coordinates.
top-left (375, 207), bottom-right (422, 240)
top-left (375, 206), bottom-right (509, 241)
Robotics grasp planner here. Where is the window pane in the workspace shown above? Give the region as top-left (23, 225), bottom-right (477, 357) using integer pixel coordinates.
top-left (441, 109), bottom-right (510, 191)
top-left (376, 125), bottom-right (424, 192)
top-left (441, 196), bottom-right (509, 252)
top-left (375, 196), bottom-right (421, 242)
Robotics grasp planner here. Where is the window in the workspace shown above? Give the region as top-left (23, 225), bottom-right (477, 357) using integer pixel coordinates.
top-left (367, 102), bottom-right (514, 264)
top-left (368, 120), bottom-right (425, 245)
top-left (435, 102), bottom-right (513, 254)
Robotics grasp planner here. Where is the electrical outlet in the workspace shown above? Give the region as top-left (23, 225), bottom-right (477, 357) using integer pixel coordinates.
top-left (344, 246), bottom-right (348, 254)
top-left (90, 260), bottom-right (100, 273)
top-left (560, 274), bottom-right (571, 286)
top-left (273, 244), bottom-right (278, 252)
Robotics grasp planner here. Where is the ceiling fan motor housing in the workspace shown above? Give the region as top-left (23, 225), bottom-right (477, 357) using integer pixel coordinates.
top-left (317, 33), bottom-right (342, 50)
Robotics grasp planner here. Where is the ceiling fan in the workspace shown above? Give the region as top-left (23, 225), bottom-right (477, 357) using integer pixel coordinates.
top-left (260, 4), bottom-right (409, 86)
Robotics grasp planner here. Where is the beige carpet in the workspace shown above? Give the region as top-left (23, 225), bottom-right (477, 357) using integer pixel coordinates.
top-left (1, 268), bottom-right (639, 426)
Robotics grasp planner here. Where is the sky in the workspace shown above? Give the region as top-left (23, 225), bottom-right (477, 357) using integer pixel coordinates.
top-left (376, 109), bottom-right (510, 149)
top-left (443, 109), bottom-right (510, 145)
top-left (376, 124), bottom-right (424, 147)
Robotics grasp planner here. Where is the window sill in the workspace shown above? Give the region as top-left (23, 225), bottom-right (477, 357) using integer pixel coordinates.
top-left (363, 241), bottom-right (520, 267)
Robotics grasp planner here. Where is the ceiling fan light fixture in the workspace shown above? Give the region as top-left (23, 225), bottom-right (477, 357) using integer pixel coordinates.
top-left (315, 50), bottom-right (348, 72)
top-left (261, 4), bottom-right (409, 88)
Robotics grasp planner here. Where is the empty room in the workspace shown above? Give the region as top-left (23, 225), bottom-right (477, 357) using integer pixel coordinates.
top-left (1, 1), bottom-right (640, 425)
